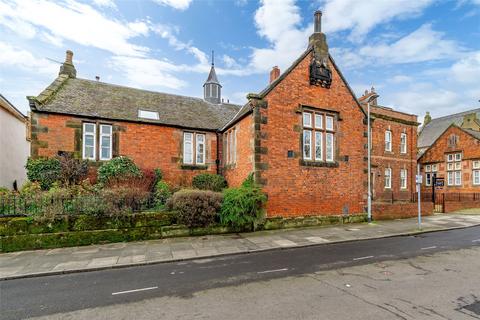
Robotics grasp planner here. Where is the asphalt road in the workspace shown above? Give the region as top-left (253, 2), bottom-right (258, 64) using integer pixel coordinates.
top-left (2, 226), bottom-right (480, 320)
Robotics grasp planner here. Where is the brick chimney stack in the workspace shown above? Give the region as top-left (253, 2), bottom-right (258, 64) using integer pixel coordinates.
top-left (270, 66), bottom-right (280, 84)
top-left (59, 50), bottom-right (77, 78)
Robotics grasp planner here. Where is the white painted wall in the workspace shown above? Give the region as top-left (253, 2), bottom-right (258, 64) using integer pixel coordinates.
top-left (0, 105), bottom-right (30, 189)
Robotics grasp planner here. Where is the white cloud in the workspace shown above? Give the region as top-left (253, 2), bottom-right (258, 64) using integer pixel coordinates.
top-left (335, 24), bottom-right (462, 68)
top-left (388, 75), bottom-right (413, 84)
top-left (153, 0), bottom-right (192, 10)
top-left (110, 56), bottom-right (187, 89)
top-left (249, 0), bottom-right (310, 73)
top-left (0, 0), bottom-right (149, 56)
top-left (92, 0), bottom-right (116, 9)
top-left (0, 41), bottom-right (58, 74)
top-left (322, 0), bottom-right (434, 40)
top-left (451, 51), bottom-right (480, 83)
top-left (222, 55), bottom-right (240, 68)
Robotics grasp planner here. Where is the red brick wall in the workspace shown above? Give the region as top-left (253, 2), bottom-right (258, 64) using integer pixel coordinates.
top-left (372, 201), bottom-right (433, 220)
top-left (420, 126), bottom-right (480, 193)
top-left (444, 200), bottom-right (480, 213)
top-left (223, 115), bottom-right (254, 187)
top-left (31, 113), bottom-right (217, 187)
top-left (258, 54), bottom-right (367, 217)
top-left (370, 116), bottom-right (418, 202)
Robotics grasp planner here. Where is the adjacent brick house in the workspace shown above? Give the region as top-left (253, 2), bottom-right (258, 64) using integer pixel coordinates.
top-left (28, 11), bottom-right (422, 218)
top-left (418, 110), bottom-right (480, 193)
top-left (359, 88), bottom-right (419, 202)
top-left (28, 51), bottom-right (241, 186)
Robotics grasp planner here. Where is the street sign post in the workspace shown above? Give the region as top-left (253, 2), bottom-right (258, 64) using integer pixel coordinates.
top-left (416, 165), bottom-right (422, 230)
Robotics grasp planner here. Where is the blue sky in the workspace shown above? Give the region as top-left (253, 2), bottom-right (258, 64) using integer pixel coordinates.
top-left (0, 0), bottom-right (479, 121)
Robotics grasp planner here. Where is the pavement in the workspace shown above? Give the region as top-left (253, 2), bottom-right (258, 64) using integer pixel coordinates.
top-left (1, 212), bottom-right (480, 280)
top-left (3, 224), bottom-right (480, 319)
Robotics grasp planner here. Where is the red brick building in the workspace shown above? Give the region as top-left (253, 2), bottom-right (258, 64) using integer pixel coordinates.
top-left (418, 110), bottom-right (480, 194)
top-left (359, 89), bottom-right (419, 202)
top-left (29, 12), bottom-right (421, 218)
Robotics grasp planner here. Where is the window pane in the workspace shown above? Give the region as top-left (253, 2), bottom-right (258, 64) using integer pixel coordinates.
top-left (196, 134), bottom-right (205, 164)
top-left (455, 171), bottom-right (461, 185)
top-left (315, 132), bottom-right (322, 160)
top-left (183, 133), bottom-right (193, 164)
top-left (426, 173), bottom-right (431, 186)
top-left (326, 133), bottom-right (334, 161)
top-left (85, 135), bottom-right (94, 147)
top-left (101, 147), bottom-right (110, 160)
top-left (447, 154), bottom-right (454, 162)
top-left (447, 163), bottom-right (454, 171)
top-left (447, 172), bottom-right (453, 185)
top-left (474, 161), bottom-right (480, 169)
top-left (426, 165), bottom-right (431, 172)
top-left (455, 162), bottom-right (461, 170)
top-left (303, 112), bottom-right (312, 127)
top-left (474, 170), bottom-right (480, 185)
top-left (101, 125), bottom-right (112, 134)
top-left (326, 116), bottom-right (334, 131)
top-left (455, 153), bottom-right (461, 161)
top-left (315, 114), bottom-right (323, 129)
top-left (84, 123), bottom-right (95, 133)
top-left (303, 130), bottom-right (311, 159)
top-left (432, 164), bottom-right (438, 172)
top-left (85, 146), bottom-right (94, 159)
top-left (385, 131), bottom-right (391, 151)
top-left (101, 136), bottom-right (111, 148)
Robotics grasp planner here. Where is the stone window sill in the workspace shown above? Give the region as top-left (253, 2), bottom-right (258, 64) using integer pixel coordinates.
top-left (300, 160), bottom-right (339, 168)
top-left (180, 164), bottom-right (208, 170)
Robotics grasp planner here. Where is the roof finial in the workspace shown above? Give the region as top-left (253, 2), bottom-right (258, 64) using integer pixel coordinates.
top-left (212, 50), bottom-right (214, 66)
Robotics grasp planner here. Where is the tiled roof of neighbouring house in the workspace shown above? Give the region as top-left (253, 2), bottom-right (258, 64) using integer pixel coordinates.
top-left (29, 76), bottom-right (242, 131)
top-left (418, 108), bottom-right (480, 148)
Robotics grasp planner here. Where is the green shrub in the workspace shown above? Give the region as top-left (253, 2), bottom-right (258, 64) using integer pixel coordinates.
top-left (154, 180), bottom-right (171, 207)
top-left (166, 189), bottom-right (223, 228)
top-left (220, 175), bottom-right (267, 228)
top-left (0, 187), bottom-right (10, 195)
top-left (20, 181), bottom-right (42, 196)
top-left (192, 173), bottom-right (227, 192)
top-left (25, 157), bottom-right (61, 190)
top-left (154, 168), bottom-right (163, 184)
top-left (97, 156), bottom-right (142, 184)
top-left (100, 186), bottom-right (151, 215)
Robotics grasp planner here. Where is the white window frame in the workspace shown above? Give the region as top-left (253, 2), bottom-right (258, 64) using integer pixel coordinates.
top-left (303, 112), bottom-right (312, 128)
top-left (385, 168), bottom-right (392, 189)
top-left (82, 123), bottom-right (96, 160)
top-left (473, 160), bottom-right (480, 169)
top-left (454, 171), bottom-right (461, 186)
top-left (447, 172), bottom-right (454, 186)
top-left (385, 130), bottom-right (392, 152)
top-left (400, 133), bottom-right (407, 154)
top-left (99, 124), bottom-right (112, 161)
top-left (426, 172), bottom-right (432, 186)
top-left (303, 130), bottom-right (312, 160)
top-left (325, 116), bottom-right (334, 131)
top-left (446, 153), bottom-right (462, 186)
top-left (196, 133), bottom-right (205, 165)
top-left (315, 131), bottom-right (323, 161)
top-left (432, 164), bottom-right (438, 172)
top-left (455, 153), bottom-right (462, 161)
top-left (400, 169), bottom-right (407, 189)
top-left (326, 133), bottom-right (334, 162)
top-left (315, 114), bottom-right (323, 129)
top-left (474, 170), bottom-right (480, 185)
top-left (183, 132), bottom-right (194, 164)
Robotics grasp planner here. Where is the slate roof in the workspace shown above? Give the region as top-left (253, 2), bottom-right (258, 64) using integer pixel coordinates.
top-left (29, 76), bottom-right (242, 131)
top-left (418, 108), bottom-right (480, 148)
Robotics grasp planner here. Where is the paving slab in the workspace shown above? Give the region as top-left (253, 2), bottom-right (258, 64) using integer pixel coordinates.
top-left (1, 212), bottom-right (480, 280)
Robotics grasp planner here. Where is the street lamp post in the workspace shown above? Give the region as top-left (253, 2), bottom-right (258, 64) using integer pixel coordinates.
top-left (366, 93), bottom-right (379, 223)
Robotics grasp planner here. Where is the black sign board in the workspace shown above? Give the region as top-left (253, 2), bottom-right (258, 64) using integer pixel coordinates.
top-left (435, 178), bottom-right (444, 188)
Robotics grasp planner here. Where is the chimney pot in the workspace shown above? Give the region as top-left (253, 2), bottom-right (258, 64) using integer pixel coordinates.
top-left (270, 66), bottom-right (280, 84)
top-left (65, 50), bottom-right (73, 64)
top-left (314, 10), bottom-right (322, 33)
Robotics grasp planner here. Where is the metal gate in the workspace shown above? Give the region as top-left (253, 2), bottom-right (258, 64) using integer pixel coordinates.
top-left (433, 193), bottom-right (444, 213)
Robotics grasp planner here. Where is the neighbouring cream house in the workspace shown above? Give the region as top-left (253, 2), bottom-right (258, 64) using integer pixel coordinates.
top-left (0, 94), bottom-right (30, 189)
